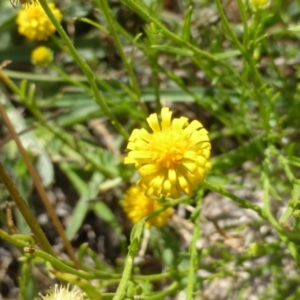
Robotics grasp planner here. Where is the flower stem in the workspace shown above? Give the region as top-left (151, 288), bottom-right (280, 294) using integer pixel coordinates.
top-left (113, 220), bottom-right (144, 300)
top-left (186, 195), bottom-right (202, 299)
top-left (0, 161), bottom-right (54, 255)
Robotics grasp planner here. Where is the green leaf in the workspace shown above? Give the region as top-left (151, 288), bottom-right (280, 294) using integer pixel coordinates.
top-left (62, 166), bottom-right (105, 240)
top-left (151, 45), bottom-right (194, 57)
top-left (92, 200), bottom-right (122, 234)
top-left (287, 156), bottom-right (300, 168)
top-left (214, 50), bottom-right (241, 60)
top-left (182, 6), bottom-right (193, 42)
top-left (129, 219), bottom-right (145, 253)
top-left (292, 183), bottom-right (300, 200)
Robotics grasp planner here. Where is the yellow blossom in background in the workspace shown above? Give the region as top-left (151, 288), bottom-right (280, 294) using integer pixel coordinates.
top-left (124, 107), bottom-right (211, 198)
top-left (16, 2), bottom-right (62, 41)
top-left (121, 186), bottom-right (173, 228)
top-left (31, 46), bottom-right (53, 65)
top-left (39, 284), bottom-right (87, 300)
top-left (250, 0), bottom-right (270, 10)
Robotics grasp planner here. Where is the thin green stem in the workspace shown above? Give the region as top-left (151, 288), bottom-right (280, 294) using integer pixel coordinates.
top-left (186, 196), bottom-right (202, 299)
top-left (215, 0), bottom-right (271, 104)
top-left (0, 102), bottom-right (80, 267)
top-left (261, 173), bottom-right (280, 232)
top-left (214, 0), bottom-right (244, 52)
top-left (144, 27), bottom-right (161, 111)
top-left (119, 0), bottom-right (239, 82)
top-left (24, 247), bottom-right (121, 280)
top-left (0, 70), bottom-right (117, 178)
top-left (51, 271), bottom-right (103, 300)
top-left (113, 220), bottom-right (144, 300)
top-left (0, 162), bottom-right (55, 255)
top-left (24, 247), bottom-right (91, 277)
top-left (0, 229), bottom-right (29, 249)
top-left (38, 0), bottom-right (128, 139)
top-left (112, 250), bottom-right (134, 300)
top-left (50, 64), bottom-right (92, 94)
top-left (261, 172), bottom-right (300, 267)
top-left (278, 154), bottom-right (296, 183)
top-left (36, 116), bottom-right (117, 177)
top-left (279, 206), bottom-right (293, 228)
top-left (95, 0), bottom-right (147, 113)
top-left (2, 69), bottom-right (87, 82)
top-left (236, 0), bottom-right (249, 47)
top-left (133, 271), bottom-right (178, 281)
top-left (202, 180), bottom-right (265, 218)
top-left (145, 281), bottom-right (182, 300)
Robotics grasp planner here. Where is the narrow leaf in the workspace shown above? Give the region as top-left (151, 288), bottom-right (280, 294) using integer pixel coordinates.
top-left (182, 6), bottom-right (193, 42)
top-left (151, 45), bottom-right (194, 57)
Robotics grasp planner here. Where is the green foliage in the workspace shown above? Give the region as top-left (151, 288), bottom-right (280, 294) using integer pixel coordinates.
top-left (1, 0), bottom-right (300, 299)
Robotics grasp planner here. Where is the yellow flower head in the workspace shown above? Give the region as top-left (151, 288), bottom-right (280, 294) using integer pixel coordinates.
top-left (31, 46), bottom-right (53, 65)
top-left (250, 0), bottom-right (270, 10)
top-left (121, 186), bottom-right (173, 228)
top-left (124, 107), bottom-right (211, 198)
top-left (39, 284), bottom-right (87, 300)
top-left (16, 2), bottom-right (62, 41)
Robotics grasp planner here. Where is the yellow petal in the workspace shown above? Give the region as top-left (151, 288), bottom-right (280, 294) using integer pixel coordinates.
top-left (196, 155), bottom-right (208, 166)
top-left (178, 174), bottom-right (189, 190)
top-left (147, 113), bottom-right (161, 132)
top-left (127, 151), bottom-right (152, 159)
top-left (168, 168), bottom-right (177, 184)
top-left (172, 117), bottom-right (188, 131)
top-left (181, 160), bottom-right (197, 172)
top-left (161, 107), bottom-right (172, 131)
top-left (183, 150), bottom-right (197, 161)
top-left (163, 179), bottom-right (172, 193)
top-left (187, 120), bottom-right (203, 131)
top-left (124, 157), bottom-right (136, 164)
top-left (139, 164), bottom-right (160, 176)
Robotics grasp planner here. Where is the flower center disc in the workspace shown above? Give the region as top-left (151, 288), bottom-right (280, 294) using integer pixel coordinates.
top-left (150, 131), bottom-right (185, 169)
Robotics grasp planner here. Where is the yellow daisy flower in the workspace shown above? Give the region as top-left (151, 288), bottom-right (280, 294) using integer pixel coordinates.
top-left (250, 0), bottom-right (270, 10)
top-left (31, 46), bottom-right (53, 65)
top-left (16, 2), bottom-right (62, 41)
top-left (121, 186), bottom-right (173, 228)
top-left (124, 107), bottom-right (211, 198)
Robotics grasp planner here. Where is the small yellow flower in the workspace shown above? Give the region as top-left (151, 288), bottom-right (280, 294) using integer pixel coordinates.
top-left (31, 46), bottom-right (53, 65)
top-left (16, 2), bottom-right (62, 41)
top-left (39, 284), bottom-right (87, 300)
top-left (121, 186), bottom-right (173, 228)
top-left (124, 107), bottom-right (211, 198)
top-left (250, 0), bottom-right (270, 10)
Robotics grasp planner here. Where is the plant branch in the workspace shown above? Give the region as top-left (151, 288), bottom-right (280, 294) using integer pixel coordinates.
top-left (0, 161), bottom-right (54, 255)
